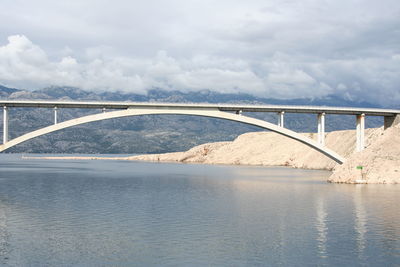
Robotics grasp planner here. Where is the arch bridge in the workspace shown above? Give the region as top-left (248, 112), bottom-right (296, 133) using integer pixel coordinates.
top-left (1, 100), bottom-right (400, 164)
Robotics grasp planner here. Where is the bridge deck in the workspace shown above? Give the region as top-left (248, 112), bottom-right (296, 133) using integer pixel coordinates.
top-left (1, 100), bottom-right (399, 116)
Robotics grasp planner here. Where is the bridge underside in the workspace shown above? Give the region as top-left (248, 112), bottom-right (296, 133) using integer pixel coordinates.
top-left (0, 107), bottom-right (345, 164)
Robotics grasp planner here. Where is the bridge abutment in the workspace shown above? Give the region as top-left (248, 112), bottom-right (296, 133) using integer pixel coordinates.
top-left (384, 115), bottom-right (400, 130)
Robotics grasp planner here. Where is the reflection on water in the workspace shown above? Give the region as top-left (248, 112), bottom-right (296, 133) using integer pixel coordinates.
top-left (0, 154), bottom-right (399, 266)
top-left (316, 198), bottom-right (328, 258)
top-left (354, 185), bottom-right (367, 262)
top-left (0, 201), bottom-right (10, 264)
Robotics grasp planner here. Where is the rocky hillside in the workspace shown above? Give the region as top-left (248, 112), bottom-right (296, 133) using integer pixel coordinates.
top-left (329, 125), bottom-right (400, 184)
top-left (128, 126), bottom-right (400, 184)
top-left (28, 127), bottom-right (400, 184)
top-left (127, 128), bottom-right (382, 170)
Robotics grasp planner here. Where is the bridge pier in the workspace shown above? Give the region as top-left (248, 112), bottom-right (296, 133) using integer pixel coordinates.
top-left (3, 106), bottom-right (8, 144)
top-left (356, 114), bottom-right (365, 152)
top-left (54, 107), bottom-right (58, 124)
top-left (278, 111), bottom-right (285, 127)
top-left (317, 113), bottom-right (325, 146)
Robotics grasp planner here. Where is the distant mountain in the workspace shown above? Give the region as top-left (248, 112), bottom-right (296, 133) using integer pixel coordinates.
top-left (1, 84), bottom-right (382, 108)
top-left (0, 85), bottom-right (385, 153)
top-left (0, 85), bottom-right (20, 97)
top-left (32, 86), bottom-right (383, 108)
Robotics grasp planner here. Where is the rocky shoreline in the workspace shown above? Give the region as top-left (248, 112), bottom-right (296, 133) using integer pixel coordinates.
top-left (24, 126), bottom-right (400, 184)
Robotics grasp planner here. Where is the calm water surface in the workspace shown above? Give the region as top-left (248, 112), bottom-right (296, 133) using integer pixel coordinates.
top-left (0, 154), bottom-right (399, 266)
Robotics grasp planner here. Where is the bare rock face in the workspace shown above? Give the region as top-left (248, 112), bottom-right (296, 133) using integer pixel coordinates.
top-left (129, 128), bottom-right (383, 171)
top-left (328, 126), bottom-right (400, 184)
top-left (131, 127), bottom-right (400, 184)
top-left (27, 127), bottom-right (400, 184)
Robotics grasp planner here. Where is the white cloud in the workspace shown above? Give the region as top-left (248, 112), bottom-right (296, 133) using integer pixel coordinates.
top-left (1, 34), bottom-right (400, 105)
top-left (0, 35), bottom-right (265, 94)
top-left (0, 0), bottom-right (399, 106)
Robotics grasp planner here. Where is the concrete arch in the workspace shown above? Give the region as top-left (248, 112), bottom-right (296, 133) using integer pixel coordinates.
top-left (0, 108), bottom-right (345, 163)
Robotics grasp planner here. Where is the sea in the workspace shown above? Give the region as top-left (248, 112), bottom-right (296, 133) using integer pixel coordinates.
top-left (0, 154), bottom-right (399, 266)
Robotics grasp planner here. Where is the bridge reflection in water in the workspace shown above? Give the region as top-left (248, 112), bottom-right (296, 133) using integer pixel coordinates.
top-left (230, 171), bottom-right (400, 265)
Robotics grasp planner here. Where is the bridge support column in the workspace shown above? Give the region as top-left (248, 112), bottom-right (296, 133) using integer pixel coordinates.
top-left (3, 106), bottom-right (8, 144)
top-left (54, 107), bottom-right (58, 124)
top-left (356, 114), bottom-right (365, 152)
top-left (317, 112), bottom-right (325, 146)
top-left (102, 107), bottom-right (106, 113)
top-left (278, 111), bottom-right (285, 127)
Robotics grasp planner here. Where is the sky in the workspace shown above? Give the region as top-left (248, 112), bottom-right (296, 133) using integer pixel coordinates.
top-left (0, 0), bottom-right (399, 106)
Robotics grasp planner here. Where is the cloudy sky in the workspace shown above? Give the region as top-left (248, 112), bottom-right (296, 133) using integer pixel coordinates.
top-left (0, 0), bottom-right (399, 105)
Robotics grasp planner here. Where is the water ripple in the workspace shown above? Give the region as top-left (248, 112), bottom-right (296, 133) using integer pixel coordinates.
top-left (0, 154), bottom-right (398, 266)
